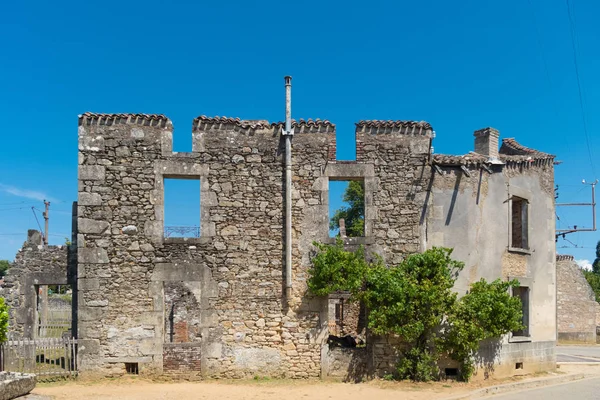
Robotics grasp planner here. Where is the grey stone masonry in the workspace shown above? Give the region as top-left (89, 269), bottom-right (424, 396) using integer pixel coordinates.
top-left (76, 113), bottom-right (434, 378)
top-left (557, 255), bottom-right (598, 343)
top-left (0, 230), bottom-right (76, 339)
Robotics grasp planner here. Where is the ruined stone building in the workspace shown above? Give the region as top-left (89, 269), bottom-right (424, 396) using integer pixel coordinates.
top-left (1, 112), bottom-right (558, 380)
top-left (556, 255), bottom-right (600, 344)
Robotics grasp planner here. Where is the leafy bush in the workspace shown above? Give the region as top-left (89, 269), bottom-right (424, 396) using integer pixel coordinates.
top-left (308, 243), bottom-right (523, 381)
top-left (445, 279), bottom-right (524, 380)
top-left (0, 297), bottom-right (9, 343)
top-left (308, 239), bottom-right (368, 296)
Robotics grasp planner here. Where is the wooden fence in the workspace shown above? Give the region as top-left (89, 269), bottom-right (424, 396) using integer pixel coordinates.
top-left (0, 337), bottom-right (77, 379)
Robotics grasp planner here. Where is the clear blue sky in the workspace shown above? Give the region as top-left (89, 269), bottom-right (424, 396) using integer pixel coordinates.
top-left (1, 0), bottom-right (599, 266)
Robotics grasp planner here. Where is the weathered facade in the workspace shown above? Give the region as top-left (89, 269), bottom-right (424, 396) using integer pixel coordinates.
top-left (428, 129), bottom-right (557, 378)
top-left (556, 255), bottom-right (599, 343)
top-left (0, 230), bottom-right (76, 340)
top-left (2, 111), bottom-right (558, 380)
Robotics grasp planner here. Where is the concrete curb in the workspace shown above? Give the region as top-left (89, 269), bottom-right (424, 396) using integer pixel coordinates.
top-left (557, 362), bottom-right (600, 365)
top-left (441, 373), bottom-right (586, 400)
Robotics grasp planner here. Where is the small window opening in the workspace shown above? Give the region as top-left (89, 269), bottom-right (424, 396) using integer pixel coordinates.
top-left (125, 362), bottom-right (139, 374)
top-left (512, 286), bottom-right (530, 337)
top-left (445, 368), bottom-right (459, 378)
top-left (511, 197), bottom-right (528, 249)
top-left (515, 362), bottom-right (524, 370)
top-left (164, 177), bottom-right (201, 238)
top-left (335, 302), bottom-right (344, 326)
top-left (329, 180), bottom-right (364, 237)
top-left (35, 284), bottom-right (73, 339)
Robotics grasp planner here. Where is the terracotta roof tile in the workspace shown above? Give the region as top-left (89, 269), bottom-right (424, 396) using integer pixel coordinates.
top-left (193, 116), bottom-right (272, 130)
top-left (556, 254), bottom-right (574, 262)
top-left (500, 138), bottom-right (554, 159)
top-left (356, 120), bottom-right (433, 135)
top-left (195, 116), bottom-right (335, 133)
top-left (433, 152), bottom-right (488, 166)
top-left (79, 112), bottom-right (171, 128)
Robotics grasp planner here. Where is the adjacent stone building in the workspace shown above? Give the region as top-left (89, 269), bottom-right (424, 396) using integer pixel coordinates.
top-left (0, 230), bottom-right (76, 340)
top-left (556, 254), bottom-right (599, 343)
top-left (2, 111), bottom-right (558, 380)
top-left (428, 130), bottom-right (557, 378)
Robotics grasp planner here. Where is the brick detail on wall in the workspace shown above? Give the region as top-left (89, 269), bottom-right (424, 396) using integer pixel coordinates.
top-left (163, 343), bottom-right (202, 379)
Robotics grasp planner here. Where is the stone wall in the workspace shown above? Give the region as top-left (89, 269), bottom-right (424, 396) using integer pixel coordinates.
top-left (0, 230), bottom-right (74, 339)
top-left (556, 254), bottom-right (598, 343)
top-left (75, 113), bottom-right (433, 379)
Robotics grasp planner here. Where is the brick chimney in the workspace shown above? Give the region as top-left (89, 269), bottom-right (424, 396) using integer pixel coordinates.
top-left (473, 127), bottom-right (499, 159)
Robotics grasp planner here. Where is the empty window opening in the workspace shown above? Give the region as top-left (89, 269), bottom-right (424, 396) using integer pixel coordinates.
top-left (445, 368), bottom-right (459, 378)
top-left (335, 302), bottom-right (344, 326)
top-left (328, 297), bottom-right (366, 347)
top-left (511, 197), bottom-right (529, 249)
top-left (512, 286), bottom-right (530, 337)
top-left (125, 363), bottom-right (139, 374)
top-left (35, 284), bottom-right (72, 338)
top-left (515, 362), bottom-right (524, 370)
top-left (164, 177), bottom-right (201, 238)
top-left (329, 180), bottom-right (364, 237)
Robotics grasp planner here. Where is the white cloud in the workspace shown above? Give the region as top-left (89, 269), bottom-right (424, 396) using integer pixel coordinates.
top-left (0, 183), bottom-right (57, 203)
top-left (576, 259), bottom-right (593, 270)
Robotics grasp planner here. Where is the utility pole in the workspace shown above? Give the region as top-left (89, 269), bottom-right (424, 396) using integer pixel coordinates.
top-left (283, 76), bottom-right (294, 299)
top-left (43, 200), bottom-right (50, 247)
top-left (556, 179), bottom-right (597, 239)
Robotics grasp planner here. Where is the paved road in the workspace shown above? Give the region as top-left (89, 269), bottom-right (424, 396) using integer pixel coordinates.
top-left (482, 377), bottom-right (600, 399)
top-left (557, 345), bottom-right (600, 363)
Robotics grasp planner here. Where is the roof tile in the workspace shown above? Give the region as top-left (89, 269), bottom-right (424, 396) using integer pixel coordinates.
top-left (79, 112), bottom-right (171, 128)
top-left (356, 120), bottom-right (433, 135)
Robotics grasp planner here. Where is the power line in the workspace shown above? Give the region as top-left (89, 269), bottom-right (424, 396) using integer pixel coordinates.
top-left (565, 0), bottom-right (596, 178)
top-left (0, 207), bottom-right (31, 211)
top-left (31, 207), bottom-right (44, 236)
top-left (526, 0), bottom-right (570, 153)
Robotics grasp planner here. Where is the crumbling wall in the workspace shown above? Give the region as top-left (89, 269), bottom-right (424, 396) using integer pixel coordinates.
top-left (76, 114), bottom-right (434, 379)
top-left (556, 254), bottom-right (598, 343)
top-left (355, 121), bottom-right (432, 264)
top-left (77, 114), bottom-right (336, 378)
top-left (0, 230), bottom-right (74, 339)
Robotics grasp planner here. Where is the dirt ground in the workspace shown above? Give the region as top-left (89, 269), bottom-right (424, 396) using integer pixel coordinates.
top-left (28, 366), bottom-right (600, 400)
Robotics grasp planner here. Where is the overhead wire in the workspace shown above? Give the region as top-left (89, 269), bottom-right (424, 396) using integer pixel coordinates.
top-left (31, 207), bottom-right (44, 236)
top-left (565, 0), bottom-right (597, 178)
top-left (0, 207), bottom-right (32, 211)
top-left (526, 0), bottom-right (572, 154)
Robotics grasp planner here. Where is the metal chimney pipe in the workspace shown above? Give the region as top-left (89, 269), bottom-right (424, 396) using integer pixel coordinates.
top-left (284, 76), bottom-right (293, 299)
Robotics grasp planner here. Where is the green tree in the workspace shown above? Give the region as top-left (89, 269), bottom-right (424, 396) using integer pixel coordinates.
top-left (0, 260), bottom-right (10, 278)
top-left (583, 270), bottom-right (600, 303)
top-left (308, 239), bottom-right (368, 297)
top-left (361, 248), bottom-right (462, 381)
top-left (330, 181), bottom-right (364, 237)
top-left (445, 279), bottom-right (523, 380)
top-left (307, 243), bottom-right (524, 382)
top-left (0, 297), bottom-right (8, 343)
top-left (582, 240), bottom-right (600, 302)
top-left (593, 241), bottom-right (600, 274)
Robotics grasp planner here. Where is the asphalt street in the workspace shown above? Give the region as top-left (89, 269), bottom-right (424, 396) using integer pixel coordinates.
top-left (557, 345), bottom-right (600, 363)
top-left (482, 377), bottom-right (600, 399)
